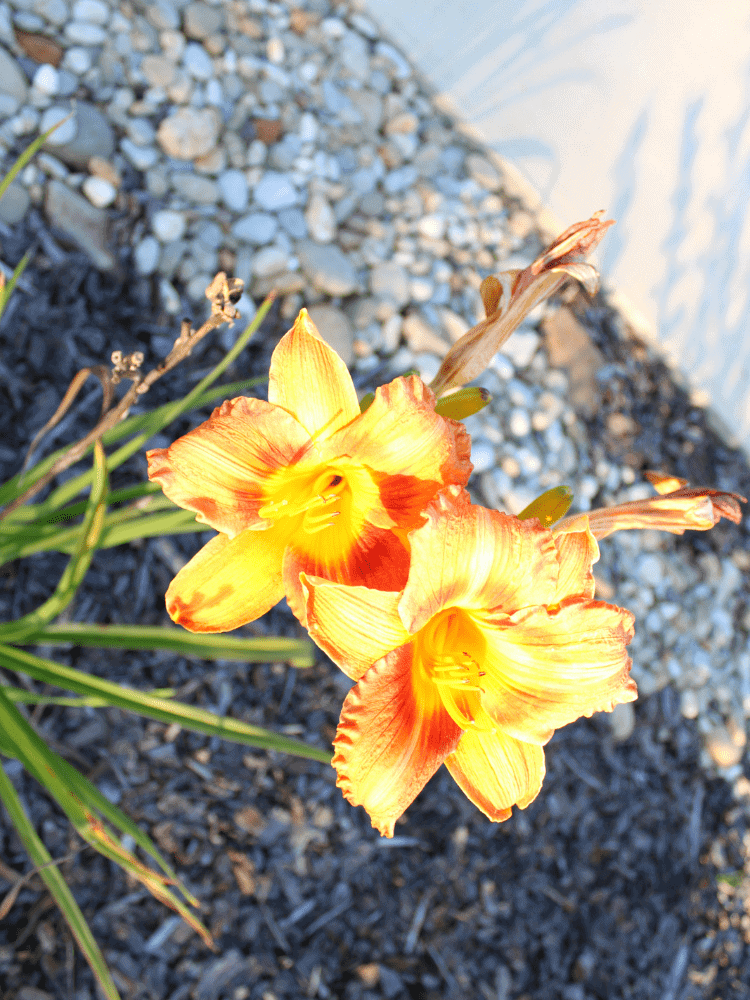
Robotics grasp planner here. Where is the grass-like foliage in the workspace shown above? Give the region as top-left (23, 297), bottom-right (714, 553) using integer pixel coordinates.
top-left (0, 138), bottom-right (325, 1000)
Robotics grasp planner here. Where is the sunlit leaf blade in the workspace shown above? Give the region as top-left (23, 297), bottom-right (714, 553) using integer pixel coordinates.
top-left (48, 750), bottom-right (191, 897)
top-left (434, 386), bottom-right (492, 420)
top-left (0, 739), bottom-right (121, 1000)
top-left (27, 622), bottom-right (314, 667)
top-left (359, 391), bottom-right (375, 413)
top-left (0, 443), bottom-right (108, 640)
top-left (0, 688), bottom-right (211, 946)
top-left (0, 644), bottom-right (331, 762)
top-left (0, 114), bottom-right (73, 204)
top-left (0, 249), bottom-right (32, 321)
top-left (517, 485), bottom-right (574, 527)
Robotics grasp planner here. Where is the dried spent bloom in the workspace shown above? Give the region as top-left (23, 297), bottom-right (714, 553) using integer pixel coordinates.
top-left (430, 211), bottom-right (614, 397)
top-left (303, 487), bottom-right (636, 837)
top-left (555, 471), bottom-right (745, 539)
top-left (147, 310), bottom-right (472, 631)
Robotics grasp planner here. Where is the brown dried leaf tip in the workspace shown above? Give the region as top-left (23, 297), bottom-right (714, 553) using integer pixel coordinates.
top-left (431, 211), bottom-right (614, 397)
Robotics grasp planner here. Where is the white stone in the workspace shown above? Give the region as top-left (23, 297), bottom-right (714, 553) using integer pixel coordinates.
top-left (39, 106), bottom-right (77, 144)
top-left (32, 64), bottom-right (60, 96)
top-left (470, 440), bottom-right (495, 473)
top-left (375, 41), bottom-right (411, 79)
top-left (298, 60), bottom-right (318, 84)
top-left (152, 209), bottom-right (186, 242)
top-left (134, 236), bottom-right (160, 275)
top-left (266, 37), bottom-right (284, 64)
top-left (680, 690), bottom-right (700, 720)
top-left (127, 118), bottom-right (156, 146)
top-left (64, 20), bottom-right (106, 43)
top-left (63, 47), bottom-right (91, 74)
top-left (609, 701), bottom-right (635, 742)
top-left (218, 169), bottom-right (249, 212)
top-left (82, 175), bottom-right (116, 208)
top-left (0, 93), bottom-right (19, 116)
top-left (508, 408), bottom-right (531, 438)
top-left (410, 277), bottom-right (433, 302)
top-left (156, 106), bottom-right (220, 160)
top-left (121, 138), bottom-right (159, 170)
top-left (321, 17), bottom-right (346, 38)
top-left (183, 42), bottom-right (214, 81)
top-left (417, 214), bottom-right (446, 239)
top-left (253, 171), bottom-right (297, 210)
top-left (305, 191), bottom-right (335, 243)
top-left (247, 140), bottom-right (266, 167)
top-left (637, 554), bottom-right (665, 587)
top-left (205, 78), bottom-right (223, 105)
top-left (230, 212), bottom-right (275, 244)
top-left (501, 329), bottom-right (540, 368)
top-left (34, 0), bottom-right (69, 26)
top-left (252, 246), bottom-right (289, 278)
top-left (71, 0), bottom-right (108, 23)
top-left (187, 272), bottom-right (215, 302)
top-left (298, 112), bottom-right (318, 144)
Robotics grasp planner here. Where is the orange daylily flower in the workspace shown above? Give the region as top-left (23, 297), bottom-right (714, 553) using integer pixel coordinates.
top-left (555, 471), bottom-right (745, 539)
top-left (147, 310), bottom-right (472, 631)
top-left (302, 486), bottom-right (636, 837)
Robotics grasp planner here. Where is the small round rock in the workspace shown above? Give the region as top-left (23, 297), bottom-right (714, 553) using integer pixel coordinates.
top-left (152, 209), bottom-right (186, 242)
top-left (32, 64), bottom-right (60, 96)
top-left (134, 236), bottom-right (160, 276)
top-left (82, 175), bottom-right (116, 208)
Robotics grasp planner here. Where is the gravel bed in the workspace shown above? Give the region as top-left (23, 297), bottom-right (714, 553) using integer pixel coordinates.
top-left (1, 1), bottom-right (750, 998)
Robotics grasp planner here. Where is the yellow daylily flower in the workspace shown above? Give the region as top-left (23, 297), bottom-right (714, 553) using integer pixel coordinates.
top-left (302, 486), bottom-right (636, 837)
top-left (147, 310), bottom-right (472, 632)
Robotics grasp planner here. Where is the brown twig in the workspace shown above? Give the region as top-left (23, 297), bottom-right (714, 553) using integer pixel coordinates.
top-left (1, 273), bottom-right (244, 520)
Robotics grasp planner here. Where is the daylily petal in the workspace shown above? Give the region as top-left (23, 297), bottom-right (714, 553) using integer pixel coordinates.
top-left (327, 375), bottom-right (472, 530)
top-left (147, 397), bottom-right (311, 537)
top-left (445, 729), bottom-right (546, 821)
top-left (333, 644), bottom-right (462, 837)
top-left (399, 487), bottom-right (558, 635)
top-left (560, 485), bottom-right (746, 540)
top-left (165, 527), bottom-right (287, 632)
top-left (552, 522), bottom-right (600, 601)
top-left (480, 598), bottom-right (636, 744)
top-left (302, 576), bottom-right (408, 679)
top-left (268, 309), bottom-right (360, 439)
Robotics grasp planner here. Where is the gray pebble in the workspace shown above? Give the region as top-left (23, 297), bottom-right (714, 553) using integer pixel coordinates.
top-left (232, 212), bottom-right (277, 244)
top-left (171, 172), bottom-right (218, 203)
top-left (253, 171), bottom-right (298, 210)
top-left (134, 235), bottom-right (161, 275)
top-left (218, 168), bottom-right (248, 211)
top-left (278, 207), bottom-right (307, 238)
top-left (0, 180), bottom-right (30, 224)
top-left (152, 209), bottom-right (186, 242)
top-left (296, 240), bottom-right (359, 296)
top-left (0, 48), bottom-right (30, 104)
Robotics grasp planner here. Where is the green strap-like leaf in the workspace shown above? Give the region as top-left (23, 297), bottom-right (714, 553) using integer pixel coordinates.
top-left (0, 728), bottom-right (121, 999)
top-left (0, 686), bottom-right (211, 946)
top-left (0, 643), bottom-right (331, 763)
top-left (0, 442), bottom-right (108, 641)
top-left (27, 622), bottom-right (314, 667)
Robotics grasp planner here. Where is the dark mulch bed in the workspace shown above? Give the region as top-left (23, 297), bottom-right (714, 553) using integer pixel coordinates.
top-left (2, 221), bottom-right (750, 1000)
